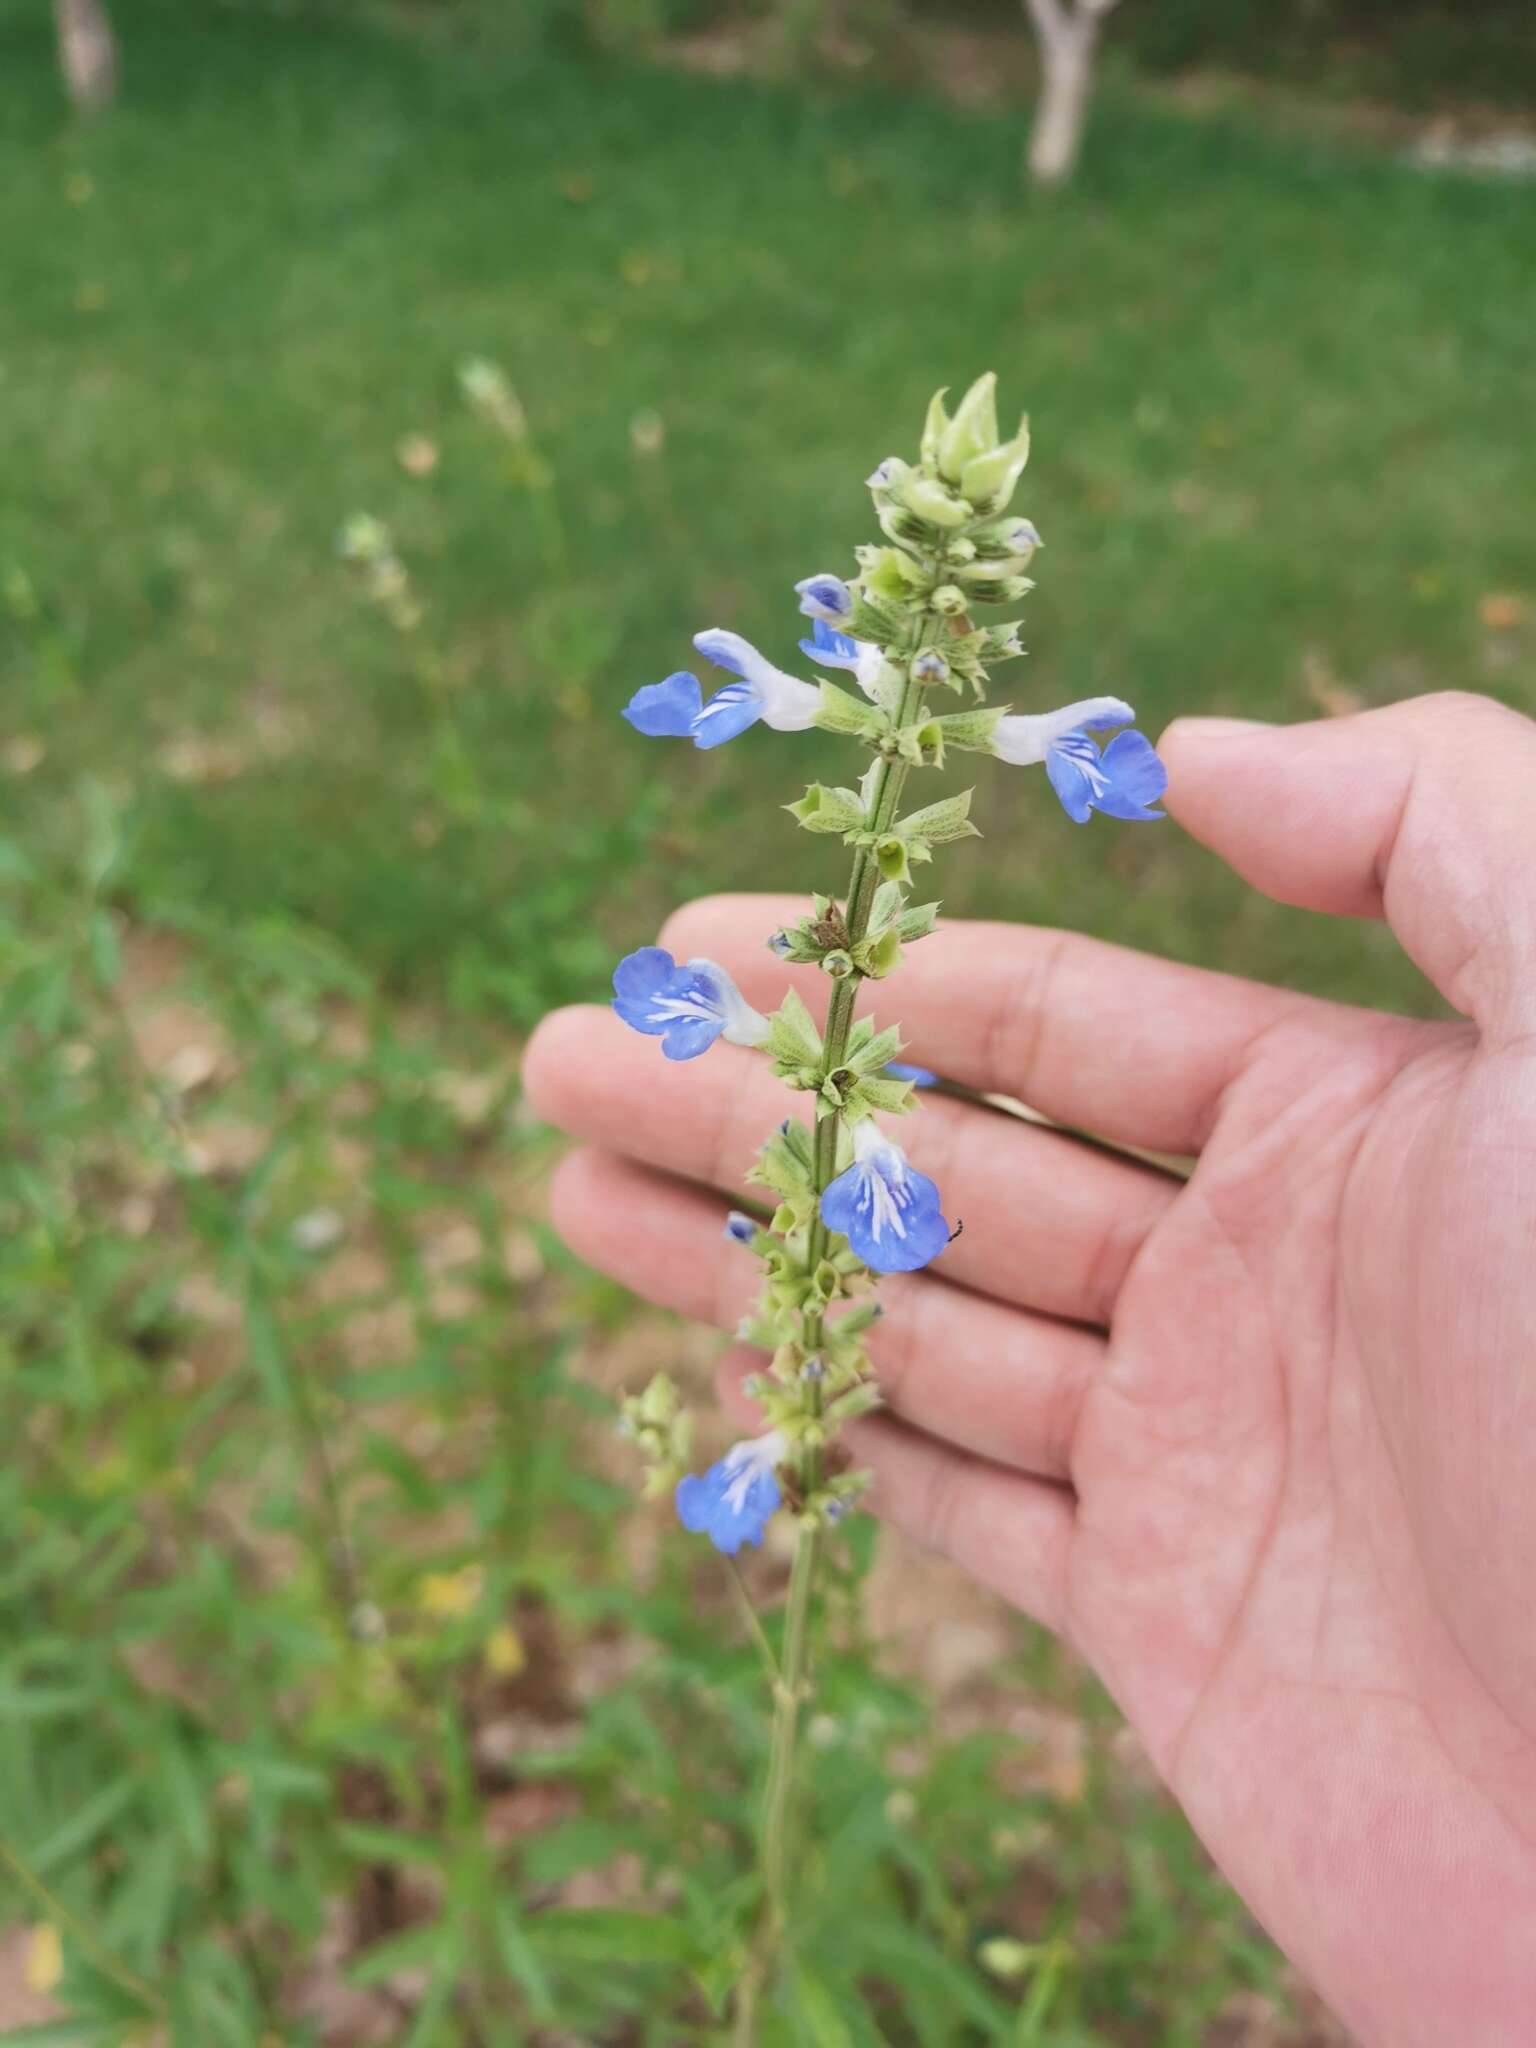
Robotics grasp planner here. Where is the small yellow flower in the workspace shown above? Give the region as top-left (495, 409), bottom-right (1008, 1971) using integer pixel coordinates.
top-left (484, 1624), bottom-right (526, 1677)
top-left (26, 1922), bottom-right (63, 1995)
top-left (417, 1566), bottom-right (482, 1619)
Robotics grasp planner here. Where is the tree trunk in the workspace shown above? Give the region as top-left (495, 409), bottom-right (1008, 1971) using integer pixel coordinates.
top-left (1027, 12), bottom-right (1097, 185)
top-left (53, 0), bottom-right (118, 115)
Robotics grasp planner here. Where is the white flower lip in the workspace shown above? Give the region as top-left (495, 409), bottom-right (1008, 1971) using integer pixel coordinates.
top-left (992, 697), bottom-right (1135, 766)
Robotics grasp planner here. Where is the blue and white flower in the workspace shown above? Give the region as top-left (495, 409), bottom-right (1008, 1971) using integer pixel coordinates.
top-left (794, 573), bottom-right (854, 626)
top-left (612, 948), bottom-right (770, 1061)
top-left (691, 629), bottom-right (822, 741)
top-left (798, 615), bottom-right (884, 701)
top-left (675, 1430), bottom-right (786, 1554)
top-left (992, 697), bottom-right (1167, 825)
top-left (884, 1061), bottom-right (937, 1088)
top-left (820, 1119), bottom-right (950, 1275)
top-left (622, 632), bottom-right (822, 750)
top-left (723, 1210), bottom-right (757, 1244)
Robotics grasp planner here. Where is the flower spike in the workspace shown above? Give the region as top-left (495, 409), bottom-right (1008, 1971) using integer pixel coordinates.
top-left (820, 1120), bottom-right (950, 1275)
top-left (612, 948), bottom-right (769, 1060)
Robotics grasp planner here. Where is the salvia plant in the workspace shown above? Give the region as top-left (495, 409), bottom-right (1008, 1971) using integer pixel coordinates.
top-left (613, 373), bottom-right (1167, 2032)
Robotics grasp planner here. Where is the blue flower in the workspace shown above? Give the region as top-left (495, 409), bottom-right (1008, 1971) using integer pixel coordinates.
top-left (991, 697), bottom-right (1167, 825)
top-left (623, 670), bottom-right (705, 739)
top-left (691, 630), bottom-right (823, 743)
top-left (620, 668), bottom-right (768, 751)
top-left (723, 1210), bottom-right (756, 1244)
top-left (794, 573), bottom-right (854, 626)
top-left (612, 947), bottom-right (769, 1060)
top-left (621, 632), bottom-right (822, 750)
top-left (884, 1061), bottom-right (937, 1088)
top-left (675, 1431), bottom-right (786, 1554)
top-left (798, 616), bottom-right (884, 701)
top-left (820, 1121), bottom-right (950, 1275)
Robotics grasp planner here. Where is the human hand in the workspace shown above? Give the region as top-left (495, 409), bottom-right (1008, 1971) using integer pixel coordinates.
top-left (525, 692), bottom-right (1536, 2047)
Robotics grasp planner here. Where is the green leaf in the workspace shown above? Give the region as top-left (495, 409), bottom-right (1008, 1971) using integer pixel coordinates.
top-left (792, 1966), bottom-right (858, 2048)
top-left (896, 789), bottom-right (979, 846)
top-left (0, 2027), bottom-right (122, 2047)
top-left (935, 705), bottom-right (1007, 752)
top-left (493, 1902), bottom-right (557, 2022)
top-left (31, 1775), bottom-right (140, 1876)
top-left (845, 1024), bottom-right (903, 1075)
top-left (813, 682), bottom-right (886, 742)
top-left (350, 1919), bottom-right (456, 1988)
top-left (528, 1907), bottom-right (700, 1970)
top-left (785, 783), bottom-right (865, 835)
top-left (765, 988), bottom-right (823, 1066)
top-left (337, 1821), bottom-right (445, 1869)
top-left (896, 899), bottom-right (941, 943)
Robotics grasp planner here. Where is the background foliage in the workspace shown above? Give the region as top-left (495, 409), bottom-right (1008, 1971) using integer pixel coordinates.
top-left (0, 0), bottom-right (1532, 2038)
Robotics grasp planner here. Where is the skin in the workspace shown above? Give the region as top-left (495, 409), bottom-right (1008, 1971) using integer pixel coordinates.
top-left (523, 694), bottom-right (1536, 2046)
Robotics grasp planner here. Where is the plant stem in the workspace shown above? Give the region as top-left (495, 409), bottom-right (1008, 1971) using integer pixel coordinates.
top-left (726, 1558), bottom-right (782, 1684)
top-left (759, 1524), bottom-right (818, 1930)
top-left (732, 604), bottom-right (945, 2040)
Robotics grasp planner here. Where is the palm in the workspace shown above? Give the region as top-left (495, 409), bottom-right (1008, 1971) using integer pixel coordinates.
top-left (1067, 1019), bottom-right (1536, 2040)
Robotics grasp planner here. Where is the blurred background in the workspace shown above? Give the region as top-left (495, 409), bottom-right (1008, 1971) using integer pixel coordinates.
top-left (0, 0), bottom-right (1532, 2039)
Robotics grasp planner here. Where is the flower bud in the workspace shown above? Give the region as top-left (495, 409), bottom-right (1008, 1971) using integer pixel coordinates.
top-left (821, 950), bottom-right (854, 979)
top-left (970, 514), bottom-right (1041, 561)
top-left (875, 503), bottom-right (931, 548)
top-left (866, 455), bottom-right (910, 494)
top-left (936, 372), bottom-right (998, 484)
top-left (910, 648), bottom-right (950, 686)
top-left (930, 583), bottom-right (969, 616)
top-left (918, 387), bottom-right (950, 470)
top-left (944, 536), bottom-right (977, 563)
top-left (794, 573), bottom-right (854, 626)
top-left (857, 545), bottom-right (928, 602)
top-left (956, 557), bottom-right (1034, 585)
top-left (959, 417), bottom-right (1031, 510)
top-left (899, 474), bottom-right (971, 530)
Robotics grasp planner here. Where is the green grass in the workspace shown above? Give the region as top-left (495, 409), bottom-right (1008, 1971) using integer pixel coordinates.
top-left (3, 0), bottom-right (1533, 1016)
top-left (0, 4), bottom-right (1532, 2040)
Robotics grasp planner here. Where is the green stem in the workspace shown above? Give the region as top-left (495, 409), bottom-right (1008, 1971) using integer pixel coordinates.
top-left (726, 1558), bottom-right (782, 1684)
top-left (731, 599), bottom-right (946, 2041)
top-left (759, 1525), bottom-right (818, 1929)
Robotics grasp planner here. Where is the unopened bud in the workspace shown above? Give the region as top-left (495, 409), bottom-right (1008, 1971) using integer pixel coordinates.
top-left (899, 474), bottom-right (971, 530)
top-left (959, 418), bottom-right (1031, 510)
top-left (936, 372), bottom-right (999, 484)
top-left (911, 649), bottom-right (950, 686)
top-left (931, 583), bottom-right (969, 616)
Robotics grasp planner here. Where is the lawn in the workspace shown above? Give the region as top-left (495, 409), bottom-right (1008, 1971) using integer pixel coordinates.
top-left (0, 1), bottom-right (1531, 2039)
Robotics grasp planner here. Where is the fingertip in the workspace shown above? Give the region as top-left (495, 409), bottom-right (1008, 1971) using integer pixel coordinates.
top-left (1155, 714), bottom-right (1279, 806)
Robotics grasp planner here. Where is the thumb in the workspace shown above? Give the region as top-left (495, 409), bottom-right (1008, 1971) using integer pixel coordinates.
top-left (1159, 692), bottom-right (1536, 1035)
